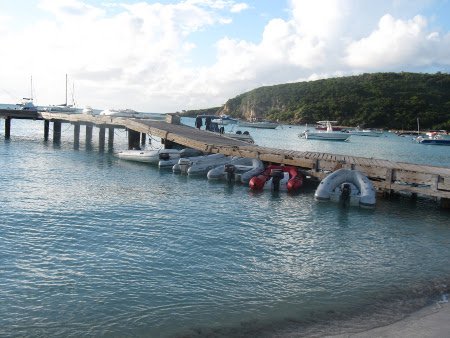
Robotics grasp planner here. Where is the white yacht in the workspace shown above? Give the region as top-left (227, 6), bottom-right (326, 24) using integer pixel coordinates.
top-left (300, 121), bottom-right (350, 141)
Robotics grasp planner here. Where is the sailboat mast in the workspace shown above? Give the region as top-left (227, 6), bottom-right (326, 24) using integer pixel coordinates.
top-left (65, 74), bottom-right (68, 106)
top-left (30, 76), bottom-right (33, 100)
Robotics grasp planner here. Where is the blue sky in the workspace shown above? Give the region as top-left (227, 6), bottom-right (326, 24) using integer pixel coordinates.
top-left (1, 0), bottom-right (449, 113)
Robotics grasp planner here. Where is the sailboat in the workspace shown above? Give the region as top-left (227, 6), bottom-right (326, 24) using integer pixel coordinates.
top-left (43, 74), bottom-right (79, 113)
top-left (17, 76), bottom-right (37, 111)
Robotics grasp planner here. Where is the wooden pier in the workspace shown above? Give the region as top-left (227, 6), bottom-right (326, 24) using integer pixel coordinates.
top-left (2, 109), bottom-right (450, 206)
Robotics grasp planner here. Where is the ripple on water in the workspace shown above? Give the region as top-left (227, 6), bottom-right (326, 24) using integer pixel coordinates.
top-left (0, 123), bottom-right (450, 337)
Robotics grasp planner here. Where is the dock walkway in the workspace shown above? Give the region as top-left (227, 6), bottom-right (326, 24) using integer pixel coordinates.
top-left (2, 110), bottom-right (450, 202)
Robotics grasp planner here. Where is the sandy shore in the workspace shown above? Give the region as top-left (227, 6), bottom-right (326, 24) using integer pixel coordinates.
top-left (327, 301), bottom-right (449, 338)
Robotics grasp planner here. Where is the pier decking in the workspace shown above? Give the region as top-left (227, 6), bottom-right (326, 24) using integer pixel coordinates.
top-left (2, 110), bottom-right (450, 204)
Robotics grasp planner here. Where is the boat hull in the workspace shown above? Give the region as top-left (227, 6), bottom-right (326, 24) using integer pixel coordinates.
top-left (207, 158), bottom-right (265, 183)
top-left (115, 149), bottom-right (180, 164)
top-left (419, 139), bottom-right (450, 145)
top-left (303, 133), bottom-right (350, 141)
top-left (314, 168), bottom-right (376, 207)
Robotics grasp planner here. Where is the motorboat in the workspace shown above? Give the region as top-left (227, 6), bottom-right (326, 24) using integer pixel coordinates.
top-left (195, 115), bottom-right (255, 143)
top-left (299, 121), bottom-right (350, 141)
top-left (237, 120), bottom-right (279, 129)
top-left (416, 133), bottom-right (450, 145)
top-left (211, 114), bottom-right (238, 125)
top-left (114, 148), bottom-right (181, 164)
top-left (223, 130), bottom-right (255, 144)
top-left (173, 153), bottom-right (226, 173)
top-left (249, 165), bottom-right (303, 192)
top-left (314, 168), bottom-right (376, 208)
top-left (207, 157), bottom-right (265, 183)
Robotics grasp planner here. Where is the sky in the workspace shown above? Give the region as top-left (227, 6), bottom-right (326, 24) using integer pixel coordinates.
top-left (0, 0), bottom-right (449, 113)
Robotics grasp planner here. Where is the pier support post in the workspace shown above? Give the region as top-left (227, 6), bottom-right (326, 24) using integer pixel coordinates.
top-left (98, 126), bottom-right (105, 151)
top-left (141, 133), bottom-right (146, 147)
top-left (108, 127), bottom-right (114, 150)
top-left (5, 117), bottom-right (11, 139)
top-left (440, 198), bottom-right (450, 209)
top-left (53, 121), bottom-right (61, 143)
top-left (85, 124), bottom-right (93, 144)
top-left (44, 120), bottom-right (49, 141)
top-left (74, 124), bottom-right (80, 149)
top-left (128, 129), bottom-right (141, 150)
top-left (164, 139), bottom-right (175, 149)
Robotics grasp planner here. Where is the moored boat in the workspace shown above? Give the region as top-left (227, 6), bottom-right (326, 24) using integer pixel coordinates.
top-left (237, 120), bottom-right (279, 129)
top-left (300, 121), bottom-right (350, 141)
top-left (416, 133), bottom-right (450, 145)
top-left (207, 157), bottom-right (265, 183)
top-left (314, 168), bottom-right (376, 208)
top-left (187, 155), bottom-right (234, 176)
top-left (114, 148), bottom-right (181, 164)
top-left (158, 148), bottom-right (205, 168)
top-left (211, 114), bottom-right (238, 125)
top-left (249, 165), bottom-right (303, 192)
top-left (173, 153), bottom-right (226, 174)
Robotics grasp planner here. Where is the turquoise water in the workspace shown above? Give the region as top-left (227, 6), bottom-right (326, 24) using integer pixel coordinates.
top-left (0, 117), bottom-right (449, 337)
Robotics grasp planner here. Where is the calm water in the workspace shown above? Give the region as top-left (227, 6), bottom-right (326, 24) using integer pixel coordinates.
top-left (0, 117), bottom-right (449, 337)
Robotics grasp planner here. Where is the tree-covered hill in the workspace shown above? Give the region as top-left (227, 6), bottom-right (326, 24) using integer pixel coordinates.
top-left (185, 72), bottom-right (450, 130)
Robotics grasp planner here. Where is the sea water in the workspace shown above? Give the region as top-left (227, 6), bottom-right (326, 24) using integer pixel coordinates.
top-left (0, 116), bottom-right (449, 337)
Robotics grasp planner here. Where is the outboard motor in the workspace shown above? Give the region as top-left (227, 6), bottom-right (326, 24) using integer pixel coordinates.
top-left (270, 169), bottom-right (284, 192)
top-left (178, 158), bottom-right (192, 175)
top-left (340, 183), bottom-right (351, 206)
top-left (224, 164), bottom-right (236, 183)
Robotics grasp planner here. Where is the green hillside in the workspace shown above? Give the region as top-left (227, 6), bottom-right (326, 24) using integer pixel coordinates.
top-left (187, 72), bottom-right (450, 130)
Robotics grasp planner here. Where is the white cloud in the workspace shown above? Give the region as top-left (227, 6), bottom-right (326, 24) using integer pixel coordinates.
top-left (230, 3), bottom-right (249, 13)
top-left (344, 14), bottom-right (448, 69)
top-left (0, 0), bottom-right (449, 112)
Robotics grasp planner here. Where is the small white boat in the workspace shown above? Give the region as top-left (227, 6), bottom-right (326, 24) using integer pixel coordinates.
top-left (115, 148), bottom-right (181, 164)
top-left (416, 133), bottom-right (450, 145)
top-left (223, 130), bottom-right (255, 144)
top-left (207, 157), bottom-right (265, 183)
top-left (16, 97), bottom-right (37, 111)
top-left (314, 168), bottom-right (376, 208)
top-left (300, 121), bottom-right (350, 141)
